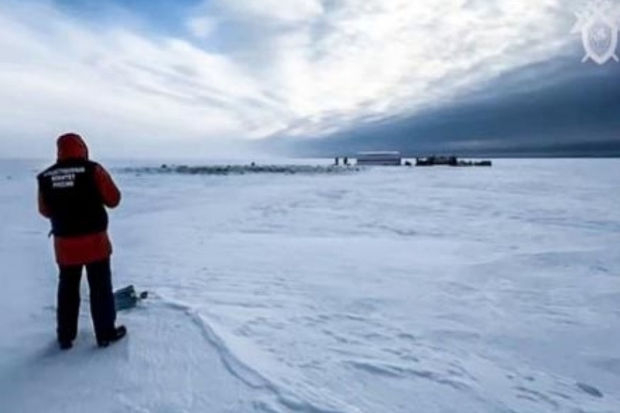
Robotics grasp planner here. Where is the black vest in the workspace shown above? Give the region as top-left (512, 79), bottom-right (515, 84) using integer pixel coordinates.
top-left (38, 159), bottom-right (108, 237)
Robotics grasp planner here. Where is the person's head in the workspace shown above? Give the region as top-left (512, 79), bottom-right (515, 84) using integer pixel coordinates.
top-left (57, 133), bottom-right (88, 161)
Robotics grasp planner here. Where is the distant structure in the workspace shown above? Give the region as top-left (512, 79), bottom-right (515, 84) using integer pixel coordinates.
top-left (416, 156), bottom-right (457, 166)
top-left (356, 151), bottom-right (402, 166)
top-left (415, 156), bottom-right (492, 167)
top-left (334, 157), bottom-right (351, 166)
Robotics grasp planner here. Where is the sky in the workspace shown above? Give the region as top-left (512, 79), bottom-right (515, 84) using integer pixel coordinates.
top-left (0, 0), bottom-right (618, 158)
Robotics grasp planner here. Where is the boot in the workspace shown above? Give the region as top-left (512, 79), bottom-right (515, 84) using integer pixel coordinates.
top-left (58, 340), bottom-right (73, 351)
top-left (97, 325), bottom-right (127, 348)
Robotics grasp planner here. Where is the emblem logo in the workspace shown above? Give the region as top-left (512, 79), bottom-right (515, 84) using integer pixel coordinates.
top-left (572, 1), bottom-right (620, 64)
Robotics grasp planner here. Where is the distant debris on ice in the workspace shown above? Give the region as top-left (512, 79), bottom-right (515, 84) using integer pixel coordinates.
top-left (415, 156), bottom-right (492, 167)
top-left (120, 164), bottom-right (361, 176)
top-left (333, 152), bottom-right (492, 168)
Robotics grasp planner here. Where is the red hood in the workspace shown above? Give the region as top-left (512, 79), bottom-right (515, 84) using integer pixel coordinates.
top-left (57, 133), bottom-right (89, 161)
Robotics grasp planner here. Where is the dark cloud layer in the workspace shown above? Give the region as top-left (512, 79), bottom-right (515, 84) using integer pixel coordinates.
top-left (264, 58), bottom-right (620, 158)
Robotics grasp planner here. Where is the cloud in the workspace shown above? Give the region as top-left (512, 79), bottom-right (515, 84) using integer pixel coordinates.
top-left (0, 0), bottom-right (589, 157)
top-left (264, 57), bottom-right (620, 157)
top-left (186, 16), bottom-right (217, 39)
top-left (208, 0), bottom-right (324, 24)
top-left (194, 0), bottom-right (580, 135)
top-left (0, 0), bottom-right (288, 157)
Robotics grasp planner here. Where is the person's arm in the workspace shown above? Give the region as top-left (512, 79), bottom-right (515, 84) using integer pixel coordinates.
top-left (38, 190), bottom-right (51, 218)
top-left (94, 164), bottom-right (121, 208)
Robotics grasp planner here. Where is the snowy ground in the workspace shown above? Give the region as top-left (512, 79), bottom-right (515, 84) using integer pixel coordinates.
top-left (1, 158), bottom-right (619, 413)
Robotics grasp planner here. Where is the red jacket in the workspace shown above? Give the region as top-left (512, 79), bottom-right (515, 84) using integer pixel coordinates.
top-left (38, 133), bottom-right (121, 266)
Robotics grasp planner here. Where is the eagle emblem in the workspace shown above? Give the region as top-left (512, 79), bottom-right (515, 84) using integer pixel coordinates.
top-left (572, 1), bottom-right (619, 65)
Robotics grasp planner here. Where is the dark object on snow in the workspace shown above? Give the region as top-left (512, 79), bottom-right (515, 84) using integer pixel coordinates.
top-left (122, 164), bottom-right (360, 176)
top-left (576, 382), bottom-right (604, 398)
top-left (98, 325), bottom-right (127, 348)
top-left (415, 156), bottom-right (456, 166)
top-left (415, 156), bottom-right (492, 167)
top-left (57, 258), bottom-right (117, 349)
top-left (114, 285), bottom-right (148, 311)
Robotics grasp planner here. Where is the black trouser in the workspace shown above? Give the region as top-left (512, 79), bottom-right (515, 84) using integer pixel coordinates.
top-left (57, 258), bottom-right (116, 343)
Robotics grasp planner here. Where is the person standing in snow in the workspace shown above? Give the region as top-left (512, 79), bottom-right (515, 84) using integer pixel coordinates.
top-left (37, 133), bottom-right (126, 350)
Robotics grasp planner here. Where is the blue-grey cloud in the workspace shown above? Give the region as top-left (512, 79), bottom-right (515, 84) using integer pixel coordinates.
top-left (264, 57), bottom-right (620, 157)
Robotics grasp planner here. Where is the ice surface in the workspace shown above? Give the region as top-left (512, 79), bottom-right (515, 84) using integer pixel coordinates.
top-left (1, 158), bottom-right (619, 412)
